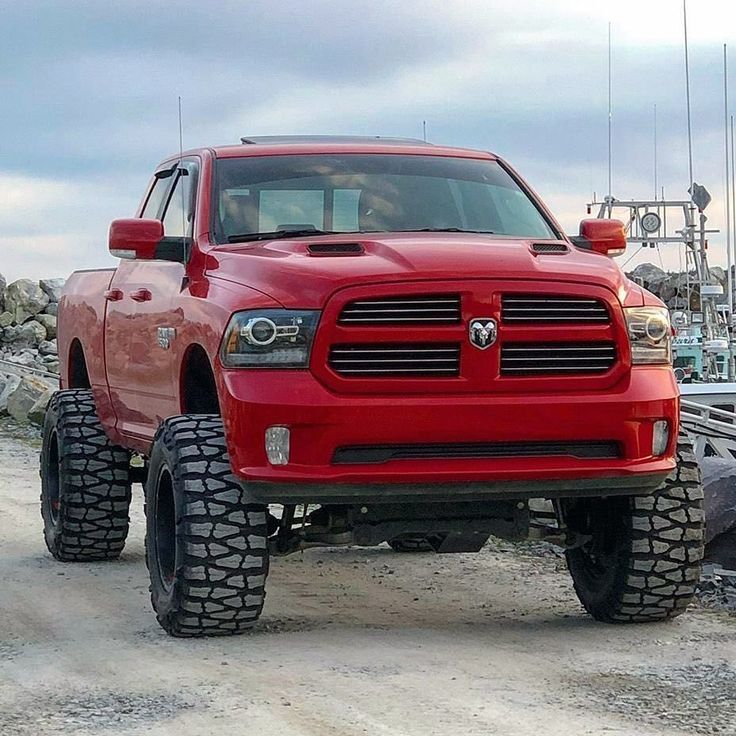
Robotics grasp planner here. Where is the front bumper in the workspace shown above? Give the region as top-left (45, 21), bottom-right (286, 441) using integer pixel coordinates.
top-left (219, 366), bottom-right (678, 503)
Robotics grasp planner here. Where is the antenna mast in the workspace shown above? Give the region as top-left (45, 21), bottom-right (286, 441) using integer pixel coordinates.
top-left (178, 96), bottom-right (187, 261)
top-left (607, 21), bottom-right (612, 199)
top-left (683, 0), bottom-right (694, 191)
top-left (654, 103), bottom-right (658, 200)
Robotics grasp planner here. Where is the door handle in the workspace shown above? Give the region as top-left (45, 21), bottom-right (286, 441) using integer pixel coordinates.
top-left (130, 288), bottom-right (152, 302)
top-left (104, 288), bottom-right (124, 302)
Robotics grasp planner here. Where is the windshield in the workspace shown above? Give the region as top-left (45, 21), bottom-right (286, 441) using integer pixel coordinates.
top-left (213, 153), bottom-right (557, 243)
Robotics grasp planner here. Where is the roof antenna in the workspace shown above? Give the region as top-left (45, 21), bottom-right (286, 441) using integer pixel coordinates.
top-left (683, 0), bottom-right (694, 192)
top-left (607, 21), bottom-right (613, 200)
top-left (178, 96), bottom-right (188, 262)
top-left (653, 103), bottom-right (658, 200)
top-left (422, 120), bottom-right (427, 143)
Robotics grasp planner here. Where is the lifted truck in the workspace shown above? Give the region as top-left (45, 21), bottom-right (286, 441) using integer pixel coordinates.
top-left (42, 135), bottom-right (704, 636)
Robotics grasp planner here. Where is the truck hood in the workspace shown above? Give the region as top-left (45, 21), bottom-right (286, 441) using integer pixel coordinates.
top-left (206, 232), bottom-right (644, 308)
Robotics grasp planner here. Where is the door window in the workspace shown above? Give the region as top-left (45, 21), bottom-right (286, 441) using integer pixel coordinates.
top-left (141, 175), bottom-right (172, 219)
top-left (162, 164), bottom-right (197, 237)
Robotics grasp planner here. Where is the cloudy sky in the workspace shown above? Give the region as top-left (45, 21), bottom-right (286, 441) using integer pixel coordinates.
top-left (3, 0), bottom-right (736, 281)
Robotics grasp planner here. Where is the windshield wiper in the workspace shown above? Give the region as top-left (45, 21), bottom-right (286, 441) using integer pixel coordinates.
top-left (227, 228), bottom-right (340, 243)
top-left (393, 228), bottom-right (496, 234)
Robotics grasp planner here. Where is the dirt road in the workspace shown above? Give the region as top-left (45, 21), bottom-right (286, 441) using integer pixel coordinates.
top-left (1, 422), bottom-right (735, 736)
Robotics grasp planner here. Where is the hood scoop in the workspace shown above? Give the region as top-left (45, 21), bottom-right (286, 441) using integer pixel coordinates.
top-left (307, 242), bottom-right (364, 257)
top-left (531, 242), bottom-right (569, 255)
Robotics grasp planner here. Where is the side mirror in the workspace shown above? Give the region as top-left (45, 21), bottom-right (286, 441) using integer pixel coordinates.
top-left (109, 219), bottom-right (164, 260)
top-left (572, 219), bottom-right (627, 257)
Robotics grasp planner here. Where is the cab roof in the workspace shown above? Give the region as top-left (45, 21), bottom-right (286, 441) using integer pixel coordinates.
top-left (205, 135), bottom-right (497, 161)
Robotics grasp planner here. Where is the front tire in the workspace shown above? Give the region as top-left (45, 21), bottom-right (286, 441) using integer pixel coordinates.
top-left (40, 389), bottom-right (132, 561)
top-left (562, 433), bottom-right (704, 623)
top-left (144, 415), bottom-right (269, 637)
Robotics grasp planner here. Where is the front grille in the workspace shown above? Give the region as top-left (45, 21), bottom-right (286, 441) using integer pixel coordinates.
top-left (501, 342), bottom-right (616, 376)
top-left (338, 294), bottom-right (461, 325)
top-left (502, 295), bottom-right (610, 323)
top-left (329, 343), bottom-right (460, 376)
top-left (333, 441), bottom-right (620, 464)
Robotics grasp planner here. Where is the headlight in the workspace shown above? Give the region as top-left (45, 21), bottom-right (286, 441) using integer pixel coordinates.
top-left (625, 306), bottom-right (671, 365)
top-left (221, 309), bottom-right (320, 367)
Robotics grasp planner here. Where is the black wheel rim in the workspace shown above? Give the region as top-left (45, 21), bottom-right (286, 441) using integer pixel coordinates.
top-left (154, 468), bottom-right (177, 593)
top-left (44, 430), bottom-right (61, 525)
top-left (569, 499), bottom-right (625, 583)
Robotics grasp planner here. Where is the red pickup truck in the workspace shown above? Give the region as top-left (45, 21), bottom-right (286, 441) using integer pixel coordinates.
top-left (42, 136), bottom-right (704, 637)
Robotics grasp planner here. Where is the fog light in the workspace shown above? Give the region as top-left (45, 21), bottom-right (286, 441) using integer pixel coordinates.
top-left (652, 420), bottom-right (669, 456)
top-left (265, 426), bottom-right (290, 465)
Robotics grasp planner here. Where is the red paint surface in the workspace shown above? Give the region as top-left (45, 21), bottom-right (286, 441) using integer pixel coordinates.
top-left (58, 140), bottom-right (677, 491)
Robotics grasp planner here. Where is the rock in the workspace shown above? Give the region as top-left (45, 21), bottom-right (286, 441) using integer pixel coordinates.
top-left (38, 340), bottom-right (57, 356)
top-left (0, 311), bottom-right (13, 329)
top-left (43, 359), bottom-right (60, 374)
top-left (0, 373), bottom-right (21, 415)
top-left (16, 320), bottom-right (47, 348)
top-left (27, 389), bottom-right (54, 426)
top-left (7, 352), bottom-right (37, 367)
top-left (35, 313), bottom-right (57, 339)
top-left (2, 325), bottom-right (21, 343)
top-left (43, 302), bottom-right (58, 317)
top-left (39, 278), bottom-right (65, 303)
top-left (5, 279), bottom-right (49, 323)
top-left (629, 263), bottom-right (666, 286)
top-left (6, 375), bottom-right (53, 423)
top-left (711, 266), bottom-right (727, 286)
top-left (0, 272), bottom-right (5, 312)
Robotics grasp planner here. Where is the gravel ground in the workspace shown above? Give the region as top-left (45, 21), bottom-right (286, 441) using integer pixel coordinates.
top-left (1, 419), bottom-right (735, 736)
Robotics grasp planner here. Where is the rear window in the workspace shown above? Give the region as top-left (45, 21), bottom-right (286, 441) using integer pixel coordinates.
top-left (213, 154), bottom-right (557, 242)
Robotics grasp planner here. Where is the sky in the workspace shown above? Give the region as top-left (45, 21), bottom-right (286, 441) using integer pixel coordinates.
top-left (3, 0), bottom-right (736, 282)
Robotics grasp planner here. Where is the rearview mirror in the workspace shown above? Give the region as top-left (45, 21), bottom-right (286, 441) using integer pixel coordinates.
top-left (109, 219), bottom-right (164, 260)
top-left (572, 219), bottom-right (627, 257)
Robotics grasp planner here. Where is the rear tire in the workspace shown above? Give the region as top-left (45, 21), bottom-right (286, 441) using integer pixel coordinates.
top-left (563, 433), bottom-right (704, 623)
top-left (40, 389), bottom-right (131, 561)
top-left (144, 415), bottom-right (269, 637)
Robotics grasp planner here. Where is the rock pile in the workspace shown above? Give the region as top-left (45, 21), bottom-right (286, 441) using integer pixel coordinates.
top-left (0, 274), bottom-right (64, 425)
top-left (628, 262), bottom-right (731, 311)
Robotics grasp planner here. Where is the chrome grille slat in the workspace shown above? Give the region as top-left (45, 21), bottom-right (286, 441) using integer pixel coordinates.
top-left (339, 294), bottom-right (461, 325)
top-left (329, 343), bottom-right (460, 377)
top-left (501, 342), bottom-right (616, 376)
top-left (502, 295), bottom-right (610, 324)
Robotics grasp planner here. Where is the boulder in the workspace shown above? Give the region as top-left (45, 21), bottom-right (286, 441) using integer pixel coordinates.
top-left (43, 302), bottom-right (58, 317)
top-left (2, 325), bottom-right (20, 343)
top-left (6, 375), bottom-right (52, 423)
top-left (629, 263), bottom-right (666, 286)
top-left (0, 272), bottom-right (5, 311)
top-left (27, 389), bottom-right (54, 426)
top-left (0, 311), bottom-right (13, 329)
top-left (35, 313), bottom-right (57, 339)
top-left (5, 279), bottom-right (49, 323)
top-left (39, 278), bottom-right (65, 303)
top-left (6, 352), bottom-right (37, 367)
top-left (0, 373), bottom-right (21, 415)
top-left (38, 339), bottom-right (57, 356)
top-left (16, 320), bottom-right (47, 348)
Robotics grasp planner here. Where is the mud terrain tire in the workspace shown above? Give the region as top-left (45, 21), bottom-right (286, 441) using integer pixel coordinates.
top-left (40, 389), bottom-right (132, 561)
top-left (563, 433), bottom-right (704, 623)
top-left (145, 415), bottom-right (269, 637)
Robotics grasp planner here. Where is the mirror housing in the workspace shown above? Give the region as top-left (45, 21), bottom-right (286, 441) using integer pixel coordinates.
top-left (109, 218), bottom-right (164, 260)
top-left (573, 219), bottom-right (627, 257)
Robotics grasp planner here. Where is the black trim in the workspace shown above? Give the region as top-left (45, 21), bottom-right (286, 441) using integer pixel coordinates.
top-left (242, 472), bottom-right (668, 505)
top-left (154, 236), bottom-right (192, 263)
top-left (332, 441), bottom-right (621, 465)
